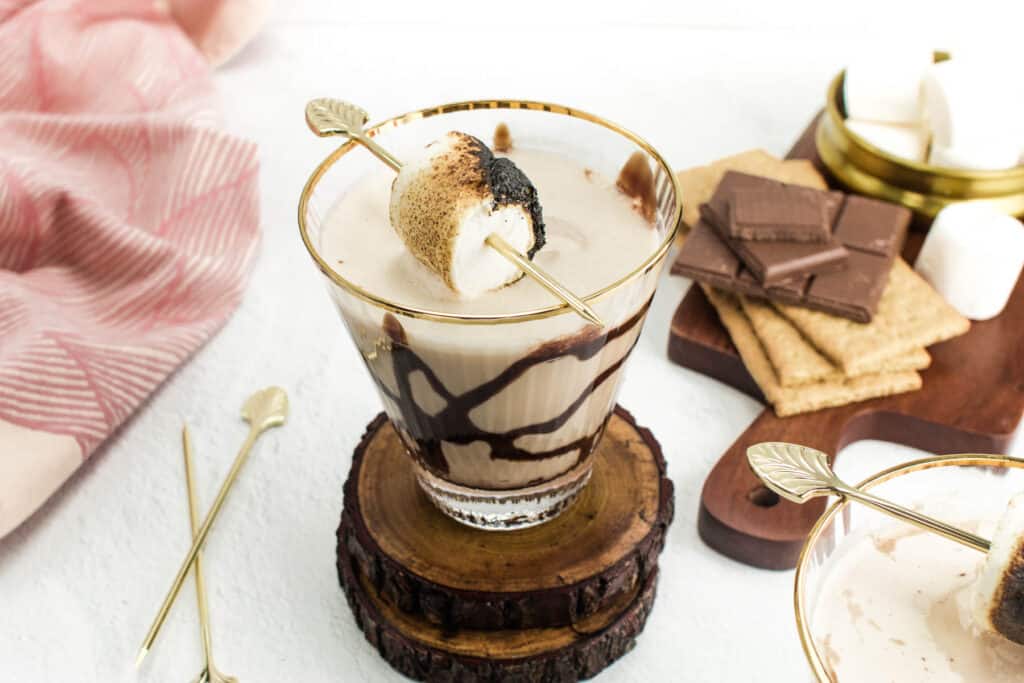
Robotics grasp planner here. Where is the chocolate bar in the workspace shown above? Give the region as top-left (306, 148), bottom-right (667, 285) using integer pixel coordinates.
top-left (727, 186), bottom-right (831, 242)
top-left (673, 194), bottom-right (911, 323)
top-left (702, 173), bottom-right (848, 284)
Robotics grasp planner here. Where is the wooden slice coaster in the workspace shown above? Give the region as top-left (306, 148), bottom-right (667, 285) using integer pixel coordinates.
top-left (336, 406), bottom-right (674, 635)
top-left (338, 538), bottom-right (659, 682)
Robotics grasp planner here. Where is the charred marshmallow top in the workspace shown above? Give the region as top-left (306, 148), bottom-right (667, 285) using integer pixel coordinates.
top-left (389, 131), bottom-right (545, 297)
top-left (974, 492), bottom-right (1024, 645)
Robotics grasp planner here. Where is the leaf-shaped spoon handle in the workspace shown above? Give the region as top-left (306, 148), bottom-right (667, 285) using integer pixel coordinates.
top-left (745, 442), bottom-right (843, 503)
top-left (746, 442), bottom-right (991, 553)
top-left (305, 98), bottom-right (402, 172)
top-left (137, 387), bottom-right (289, 666)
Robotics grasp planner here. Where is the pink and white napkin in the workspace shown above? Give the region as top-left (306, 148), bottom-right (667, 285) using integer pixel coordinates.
top-left (0, 0), bottom-right (266, 538)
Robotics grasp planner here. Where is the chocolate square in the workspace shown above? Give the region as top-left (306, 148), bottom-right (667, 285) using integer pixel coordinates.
top-left (675, 219), bottom-right (742, 280)
top-left (728, 186), bottom-right (831, 242)
top-left (804, 250), bottom-right (892, 321)
top-left (702, 174), bottom-right (849, 286)
top-left (673, 179), bottom-right (911, 323)
top-left (832, 195), bottom-right (906, 256)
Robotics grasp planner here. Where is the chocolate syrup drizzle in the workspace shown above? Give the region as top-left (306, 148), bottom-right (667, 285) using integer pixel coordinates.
top-left (370, 298), bottom-right (653, 478)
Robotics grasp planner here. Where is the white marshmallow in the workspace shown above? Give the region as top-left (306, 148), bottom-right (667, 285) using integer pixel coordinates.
top-left (389, 132), bottom-right (544, 298)
top-left (915, 202), bottom-right (1024, 320)
top-left (448, 202), bottom-right (533, 297)
top-left (843, 52), bottom-right (932, 124)
top-left (846, 119), bottom-right (929, 162)
top-left (973, 492), bottom-right (1024, 645)
top-left (923, 61), bottom-right (1022, 153)
top-left (929, 143), bottom-right (1020, 171)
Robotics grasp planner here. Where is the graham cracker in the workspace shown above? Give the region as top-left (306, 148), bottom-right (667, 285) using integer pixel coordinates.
top-left (704, 286), bottom-right (922, 417)
top-left (773, 259), bottom-right (970, 376)
top-left (777, 159), bottom-right (828, 188)
top-left (675, 150), bottom-right (828, 233)
top-left (738, 295), bottom-right (931, 386)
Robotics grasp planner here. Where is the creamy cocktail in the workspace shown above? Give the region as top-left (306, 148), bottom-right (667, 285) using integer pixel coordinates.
top-left (299, 102), bottom-right (679, 529)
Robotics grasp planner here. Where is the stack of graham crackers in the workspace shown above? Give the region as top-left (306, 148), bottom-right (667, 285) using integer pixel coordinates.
top-left (672, 150), bottom-right (970, 417)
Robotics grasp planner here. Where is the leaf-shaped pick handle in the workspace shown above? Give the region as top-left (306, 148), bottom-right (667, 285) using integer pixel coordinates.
top-left (241, 386), bottom-right (289, 431)
top-left (304, 98), bottom-right (403, 172)
top-left (305, 98), bottom-right (370, 138)
top-left (746, 442), bottom-right (843, 504)
top-left (745, 442), bottom-right (993, 554)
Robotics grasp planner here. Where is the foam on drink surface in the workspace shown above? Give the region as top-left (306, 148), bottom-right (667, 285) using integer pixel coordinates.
top-left (812, 522), bottom-right (1024, 682)
top-left (321, 148), bottom-right (660, 316)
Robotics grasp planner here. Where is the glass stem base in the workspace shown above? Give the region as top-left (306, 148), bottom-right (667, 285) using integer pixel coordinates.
top-left (414, 461), bottom-right (592, 531)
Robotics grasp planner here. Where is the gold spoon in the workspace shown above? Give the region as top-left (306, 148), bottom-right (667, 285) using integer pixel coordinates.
top-left (137, 387), bottom-right (290, 666)
top-left (746, 442), bottom-right (990, 553)
top-left (183, 425), bottom-right (238, 683)
top-left (304, 98), bottom-right (604, 327)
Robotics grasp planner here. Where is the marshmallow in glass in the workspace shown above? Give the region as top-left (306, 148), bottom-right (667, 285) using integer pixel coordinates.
top-left (973, 492), bottom-right (1024, 646)
top-left (389, 131), bottom-right (545, 297)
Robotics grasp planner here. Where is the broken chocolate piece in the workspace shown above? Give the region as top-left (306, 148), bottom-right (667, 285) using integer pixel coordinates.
top-left (701, 209), bottom-right (848, 285)
top-left (728, 186), bottom-right (833, 242)
top-left (673, 192), bottom-right (911, 322)
top-left (493, 122), bottom-right (512, 153)
top-left (616, 151), bottom-right (657, 223)
top-left (702, 172), bottom-right (848, 285)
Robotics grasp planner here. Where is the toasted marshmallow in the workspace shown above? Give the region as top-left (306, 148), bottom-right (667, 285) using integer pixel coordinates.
top-left (973, 492), bottom-right (1024, 645)
top-left (389, 132), bottom-right (545, 297)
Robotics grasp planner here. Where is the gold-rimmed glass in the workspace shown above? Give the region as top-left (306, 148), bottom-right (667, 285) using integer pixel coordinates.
top-left (298, 100), bottom-right (681, 530)
top-left (795, 453), bottom-right (1024, 682)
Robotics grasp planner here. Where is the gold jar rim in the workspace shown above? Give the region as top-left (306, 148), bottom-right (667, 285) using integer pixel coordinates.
top-left (297, 99), bottom-right (683, 325)
top-left (819, 71), bottom-right (1024, 217)
top-left (794, 452), bottom-right (1024, 682)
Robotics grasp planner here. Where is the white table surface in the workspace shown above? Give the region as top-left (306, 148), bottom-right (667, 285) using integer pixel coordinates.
top-left (2, 2), bottom-right (1023, 681)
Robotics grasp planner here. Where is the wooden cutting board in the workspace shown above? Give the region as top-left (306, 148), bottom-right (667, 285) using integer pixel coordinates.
top-left (669, 115), bottom-right (1024, 570)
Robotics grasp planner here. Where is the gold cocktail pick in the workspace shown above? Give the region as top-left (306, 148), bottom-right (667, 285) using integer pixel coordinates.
top-left (136, 387), bottom-right (289, 667)
top-left (747, 442), bottom-right (991, 553)
top-left (304, 98), bottom-right (604, 327)
top-left (183, 425), bottom-right (238, 683)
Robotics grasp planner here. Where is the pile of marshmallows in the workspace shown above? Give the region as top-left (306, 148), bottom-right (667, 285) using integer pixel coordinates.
top-left (846, 52), bottom-right (1024, 322)
top-left (844, 53), bottom-right (1024, 170)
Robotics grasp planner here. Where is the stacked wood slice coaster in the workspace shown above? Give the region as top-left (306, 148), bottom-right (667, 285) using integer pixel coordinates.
top-left (336, 406), bottom-right (674, 682)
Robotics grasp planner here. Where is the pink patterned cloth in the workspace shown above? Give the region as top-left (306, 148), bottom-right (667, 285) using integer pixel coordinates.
top-left (0, 0), bottom-right (261, 538)
top-left (166, 0), bottom-right (272, 66)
